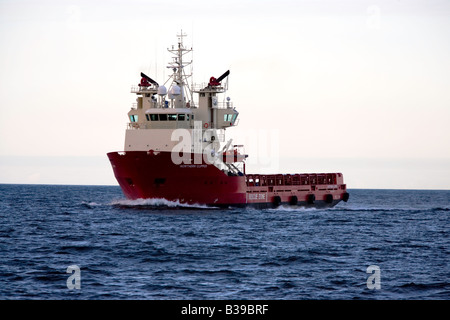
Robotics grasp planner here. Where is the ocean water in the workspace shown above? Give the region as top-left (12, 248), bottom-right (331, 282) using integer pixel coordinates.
top-left (0, 184), bottom-right (448, 300)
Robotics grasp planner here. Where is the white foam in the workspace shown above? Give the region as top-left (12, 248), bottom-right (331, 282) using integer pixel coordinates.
top-left (81, 201), bottom-right (103, 207)
top-left (267, 205), bottom-right (320, 212)
top-left (110, 198), bottom-right (215, 209)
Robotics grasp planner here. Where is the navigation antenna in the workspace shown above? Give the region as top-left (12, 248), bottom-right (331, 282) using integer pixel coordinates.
top-left (165, 30), bottom-right (194, 108)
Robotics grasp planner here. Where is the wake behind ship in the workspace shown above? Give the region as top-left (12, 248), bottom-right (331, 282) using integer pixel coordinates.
top-left (107, 32), bottom-right (349, 208)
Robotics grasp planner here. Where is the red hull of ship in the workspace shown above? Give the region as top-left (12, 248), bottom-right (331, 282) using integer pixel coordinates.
top-left (107, 151), bottom-right (349, 208)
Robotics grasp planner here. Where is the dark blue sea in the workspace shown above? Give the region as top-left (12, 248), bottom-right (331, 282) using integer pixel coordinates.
top-left (0, 184), bottom-right (448, 300)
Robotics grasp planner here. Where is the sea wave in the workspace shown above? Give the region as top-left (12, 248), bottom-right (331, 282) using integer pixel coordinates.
top-left (330, 206), bottom-right (450, 213)
top-left (1, 185), bottom-right (449, 299)
top-left (81, 201), bottom-right (104, 208)
top-left (110, 198), bottom-right (216, 209)
top-left (266, 205), bottom-right (319, 212)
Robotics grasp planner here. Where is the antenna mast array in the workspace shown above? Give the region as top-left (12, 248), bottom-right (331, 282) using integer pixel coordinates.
top-left (165, 30), bottom-right (194, 108)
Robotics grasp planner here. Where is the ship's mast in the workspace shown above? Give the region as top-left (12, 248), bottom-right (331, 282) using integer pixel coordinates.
top-left (166, 31), bottom-right (194, 108)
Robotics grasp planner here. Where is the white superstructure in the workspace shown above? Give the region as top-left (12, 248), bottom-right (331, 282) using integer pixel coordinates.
top-left (125, 32), bottom-right (239, 155)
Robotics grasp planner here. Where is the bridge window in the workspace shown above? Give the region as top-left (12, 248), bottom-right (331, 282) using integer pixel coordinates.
top-left (159, 114), bottom-right (167, 121)
top-left (178, 114), bottom-right (185, 121)
top-left (130, 115), bottom-right (138, 122)
top-left (168, 114), bottom-right (177, 121)
top-left (149, 114), bottom-right (158, 121)
top-left (224, 114), bottom-right (233, 121)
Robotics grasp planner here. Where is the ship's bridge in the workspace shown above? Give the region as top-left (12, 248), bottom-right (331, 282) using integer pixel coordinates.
top-left (128, 108), bottom-right (193, 130)
top-left (144, 108), bottom-right (193, 129)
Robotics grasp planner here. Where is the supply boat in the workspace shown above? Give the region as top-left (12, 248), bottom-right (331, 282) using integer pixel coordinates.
top-left (107, 32), bottom-right (349, 208)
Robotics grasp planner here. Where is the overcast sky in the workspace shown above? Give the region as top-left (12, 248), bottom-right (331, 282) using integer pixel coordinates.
top-left (0, 0), bottom-right (449, 189)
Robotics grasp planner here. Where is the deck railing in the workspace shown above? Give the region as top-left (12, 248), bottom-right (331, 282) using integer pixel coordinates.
top-left (245, 173), bottom-right (338, 187)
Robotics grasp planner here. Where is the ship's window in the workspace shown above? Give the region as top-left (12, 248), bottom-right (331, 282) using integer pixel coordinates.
top-left (224, 114), bottom-right (233, 121)
top-left (231, 114), bottom-right (238, 122)
top-left (168, 114), bottom-right (177, 121)
top-left (186, 114), bottom-right (190, 121)
top-left (145, 114), bottom-right (150, 121)
top-left (130, 115), bottom-right (138, 122)
top-left (178, 114), bottom-right (185, 121)
top-left (150, 114), bottom-right (158, 121)
top-left (159, 114), bottom-right (167, 121)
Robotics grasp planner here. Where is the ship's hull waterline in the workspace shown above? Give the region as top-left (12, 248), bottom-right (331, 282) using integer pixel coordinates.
top-left (108, 151), bottom-right (349, 208)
